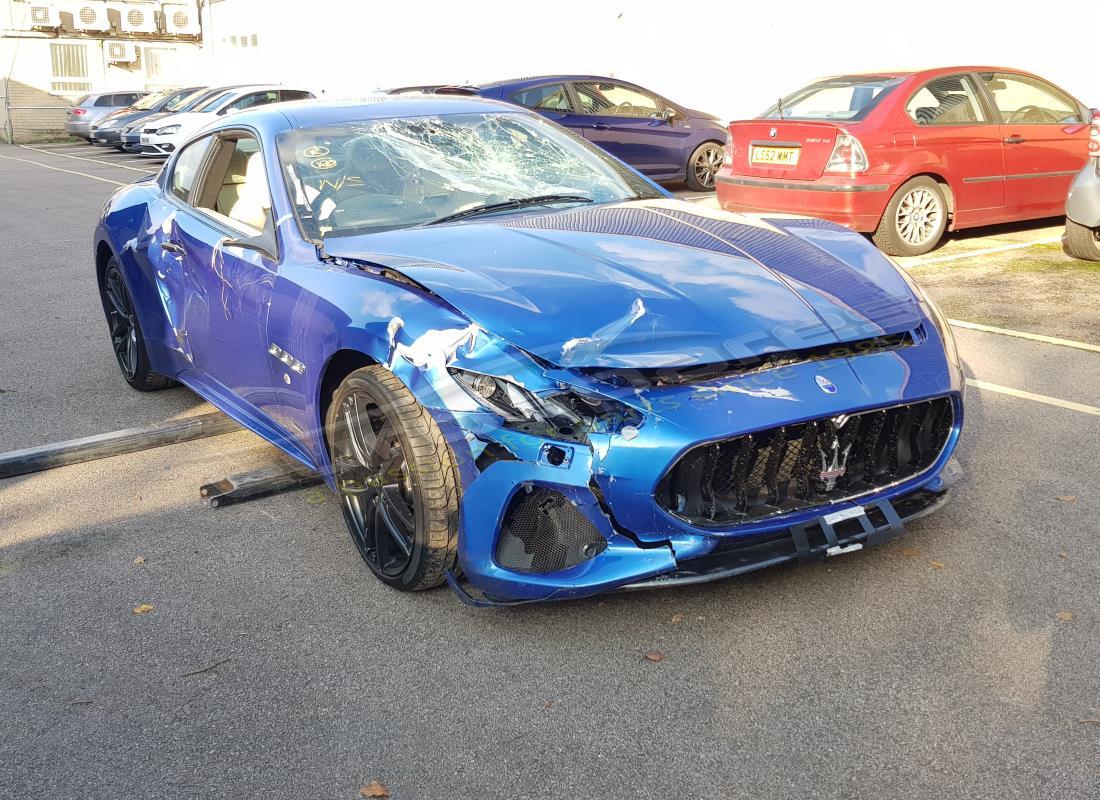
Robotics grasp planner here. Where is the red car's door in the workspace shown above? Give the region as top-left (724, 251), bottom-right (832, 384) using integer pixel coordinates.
top-left (903, 73), bottom-right (1005, 226)
top-left (978, 71), bottom-right (1090, 218)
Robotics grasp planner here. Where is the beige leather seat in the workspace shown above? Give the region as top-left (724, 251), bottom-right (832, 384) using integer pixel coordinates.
top-left (217, 147), bottom-right (270, 232)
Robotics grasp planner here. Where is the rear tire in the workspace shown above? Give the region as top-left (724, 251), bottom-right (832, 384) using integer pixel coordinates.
top-left (685, 141), bottom-right (724, 192)
top-left (1062, 218), bottom-right (1100, 261)
top-left (873, 177), bottom-right (948, 257)
top-left (325, 366), bottom-right (460, 591)
top-left (99, 257), bottom-right (175, 391)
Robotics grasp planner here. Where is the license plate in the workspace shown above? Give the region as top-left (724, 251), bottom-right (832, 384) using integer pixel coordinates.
top-left (141, 136), bottom-right (151, 143)
top-left (751, 145), bottom-right (800, 166)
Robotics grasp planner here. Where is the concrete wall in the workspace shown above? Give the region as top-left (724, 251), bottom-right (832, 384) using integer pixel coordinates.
top-left (200, 0), bottom-right (1100, 118)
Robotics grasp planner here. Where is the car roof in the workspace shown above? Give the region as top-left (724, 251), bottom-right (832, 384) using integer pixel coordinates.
top-left (813, 65), bottom-right (1038, 81)
top-left (477, 74), bottom-right (639, 89)
top-left (223, 96), bottom-right (522, 132)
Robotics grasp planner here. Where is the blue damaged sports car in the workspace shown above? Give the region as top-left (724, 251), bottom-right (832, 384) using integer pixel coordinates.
top-left (94, 97), bottom-right (964, 605)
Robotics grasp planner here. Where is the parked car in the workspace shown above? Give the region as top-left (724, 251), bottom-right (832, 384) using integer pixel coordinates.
top-left (65, 91), bottom-right (149, 140)
top-left (94, 97), bottom-right (963, 604)
top-left (137, 85), bottom-right (315, 157)
top-left (390, 76), bottom-right (728, 191)
top-left (90, 86), bottom-right (204, 149)
top-left (119, 85), bottom-right (241, 153)
top-left (716, 67), bottom-right (1094, 256)
top-left (1063, 111), bottom-right (1100, 261)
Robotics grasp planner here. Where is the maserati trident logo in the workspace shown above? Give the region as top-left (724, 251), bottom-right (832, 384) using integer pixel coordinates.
top-left (815, 374), bottom-right (837, 394)
top-left (769, 127), bottom-right (778, 138)
top-left (818, 434), bottom-right (853, 490)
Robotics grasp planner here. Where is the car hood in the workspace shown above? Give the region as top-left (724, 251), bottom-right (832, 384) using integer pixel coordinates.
top-left (322, 200), bottom-right (922, 369)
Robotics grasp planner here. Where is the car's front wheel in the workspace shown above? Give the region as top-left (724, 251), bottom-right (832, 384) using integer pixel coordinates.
top-left (325, 366), bottom-right (460, 591)
top-left (1062, 218), bottom-right (1100, 261)
top-left (99, 257), bottom-right (175, 391)
top-left (873, 177), bottom-right (948, 257)
top-left (686, 141), bottom-right (724, 192)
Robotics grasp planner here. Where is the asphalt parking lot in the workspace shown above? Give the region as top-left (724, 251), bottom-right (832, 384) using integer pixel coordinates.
top-left (1, 142), bottom-right (1098, 800)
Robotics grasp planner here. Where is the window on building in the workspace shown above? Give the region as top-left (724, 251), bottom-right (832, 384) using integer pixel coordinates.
top-left (50, 43), bottom-right (91, 94)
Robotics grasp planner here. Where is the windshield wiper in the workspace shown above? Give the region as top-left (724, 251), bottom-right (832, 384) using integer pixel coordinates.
top-left (426, 194), bottom-right (593, 225)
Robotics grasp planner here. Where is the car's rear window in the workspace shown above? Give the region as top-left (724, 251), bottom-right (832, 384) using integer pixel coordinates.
top-left (761, 76), bottom-right (904, 121)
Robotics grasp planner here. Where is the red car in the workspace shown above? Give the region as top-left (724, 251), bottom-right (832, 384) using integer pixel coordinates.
top-left (716, 67), bottom-right (1094, 255)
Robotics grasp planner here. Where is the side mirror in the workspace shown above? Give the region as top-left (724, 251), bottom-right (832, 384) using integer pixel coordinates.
top-left (221, 232), bottom-right (277, 262)
top-left (661, 107), bottom-right (678, 124)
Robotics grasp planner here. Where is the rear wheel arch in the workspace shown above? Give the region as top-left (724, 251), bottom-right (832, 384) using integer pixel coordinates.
top-left (95, 240), bottom-right (114, 290)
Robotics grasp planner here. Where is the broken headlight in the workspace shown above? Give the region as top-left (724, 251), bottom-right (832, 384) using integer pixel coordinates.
top-left (449, 369), bottom-right (642, 441)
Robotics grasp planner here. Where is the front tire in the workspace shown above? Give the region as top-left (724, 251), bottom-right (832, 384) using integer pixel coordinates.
top-left (873, 177), bottom-right (948, 257)
top-left (325, 366), bottom-right (460, 591)
top-left (1062, 218), bottom-right (1100, 261)
top-left (99, 257), bottom-right (175, 391)
top-left (685, 141), bottom-right (724, 192)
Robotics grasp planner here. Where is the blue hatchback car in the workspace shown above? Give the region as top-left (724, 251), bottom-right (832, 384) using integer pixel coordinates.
top-left (390, 76), bottom-right (729, 191)
top-left (94, 98), bottom-right (963, 605)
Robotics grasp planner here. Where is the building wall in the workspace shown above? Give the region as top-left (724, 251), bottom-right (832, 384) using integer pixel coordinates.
top-left (200, 0), bottom-right (1100, 118)
top-left (1, 0), bottom-right (203, 142)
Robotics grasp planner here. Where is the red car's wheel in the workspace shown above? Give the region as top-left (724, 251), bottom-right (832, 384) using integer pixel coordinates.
top-left (873, 177), bottom-right (948, 257)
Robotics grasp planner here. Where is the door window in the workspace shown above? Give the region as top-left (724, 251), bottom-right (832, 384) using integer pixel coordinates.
top-left (191, 136), bottom-right (272, 234)
top-left (573, 82), bottom-right (662, 118)
top-left (509, 83), bottom-right (573, 112)
top-left (168, 136), bottom-right (214, 203)
top-left (222, 90), bottom-right (280, 114)
top-left (979, 72), bottom-right (1082, 124)
top-left (279, 89), bottom-right (314, 102)
top-left (906, 75), bottom-right (986, 125)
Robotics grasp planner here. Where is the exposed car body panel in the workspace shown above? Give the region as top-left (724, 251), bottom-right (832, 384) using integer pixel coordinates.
top-left (95, 99), bottom-right (963, 603)
top-left (1066, 159), bottom-right (1100, 227)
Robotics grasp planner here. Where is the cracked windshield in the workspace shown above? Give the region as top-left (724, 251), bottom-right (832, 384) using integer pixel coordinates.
top-left (277, 111), bottom-right (660, 238)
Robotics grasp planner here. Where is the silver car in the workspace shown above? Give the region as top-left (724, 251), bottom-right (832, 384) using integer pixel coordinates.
top-left (1063, 111), bottom-right (1100, 261)
top-left (65, 91), bottom-right (148, 140)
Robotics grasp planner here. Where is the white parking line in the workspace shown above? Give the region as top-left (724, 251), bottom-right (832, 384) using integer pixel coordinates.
top-left (905, 236), bottom-right (1062, 267)
top-left (0, 153), bottom-right (125, 186)
top-left (950, 319), bottom-right (1100, 354)
top-left (18, 144), bottom-right (158, 174)
top-left (967, 379), bottom-right (1100, 417)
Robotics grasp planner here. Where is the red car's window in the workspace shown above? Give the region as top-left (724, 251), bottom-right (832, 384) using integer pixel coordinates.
top-left (978, 72), bottom-right (1082, 124)
top-left (762, 76), bottom-right (903, 121)
top-left (906, 75), bottom-right (987, 126)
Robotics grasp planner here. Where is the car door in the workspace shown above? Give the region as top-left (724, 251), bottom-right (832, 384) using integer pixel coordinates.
top-left (569, 81), bottom-right (684, 176)
top-left (903, 73), bottom-right (1005, 226)
top-left (162, 131), bottom-right (280, 409)
top-left (978, 71), bottom-right (1090, 217)
top-left (144, 134), bottom-right (218, 364)
top-left (505, 81), bottom-right (585, 130)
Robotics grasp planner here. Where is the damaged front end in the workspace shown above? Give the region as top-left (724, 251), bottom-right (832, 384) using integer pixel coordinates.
top-left (376, 302), bottom-right (963, 606)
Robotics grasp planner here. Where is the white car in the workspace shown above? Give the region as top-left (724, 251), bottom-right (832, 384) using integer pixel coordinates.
top-left (139, 85), bottom-right (315, 157)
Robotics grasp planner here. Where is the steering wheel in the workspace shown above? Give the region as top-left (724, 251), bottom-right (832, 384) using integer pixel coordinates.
top-left (616, 101), bottom-right (635, 116)
top-left (1007, 104), bottom-right (1060, 124)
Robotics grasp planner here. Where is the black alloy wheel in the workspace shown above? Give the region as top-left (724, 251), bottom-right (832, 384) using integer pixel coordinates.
top-left (326, 366), bottom-right (460, 591)
top-left (99, 257), bottom-right (174, 391)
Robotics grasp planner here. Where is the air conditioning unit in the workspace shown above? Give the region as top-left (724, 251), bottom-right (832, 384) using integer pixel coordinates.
top-left (106, 41), bottom-right (138, 63)
top-left (119, 5), bottom-right (158, 34)
top-left (27, 4), bottom-right (61, 27)
top-left (161, 3), bottom-right (199, 35)
top-left (72, 4), bottom-right (111, 31)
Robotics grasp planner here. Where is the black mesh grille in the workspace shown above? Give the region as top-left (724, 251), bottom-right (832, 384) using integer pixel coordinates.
top-left (495, 488), bottom-right (608, 574)
top-left (657, 397), bottom-right (954, 527)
